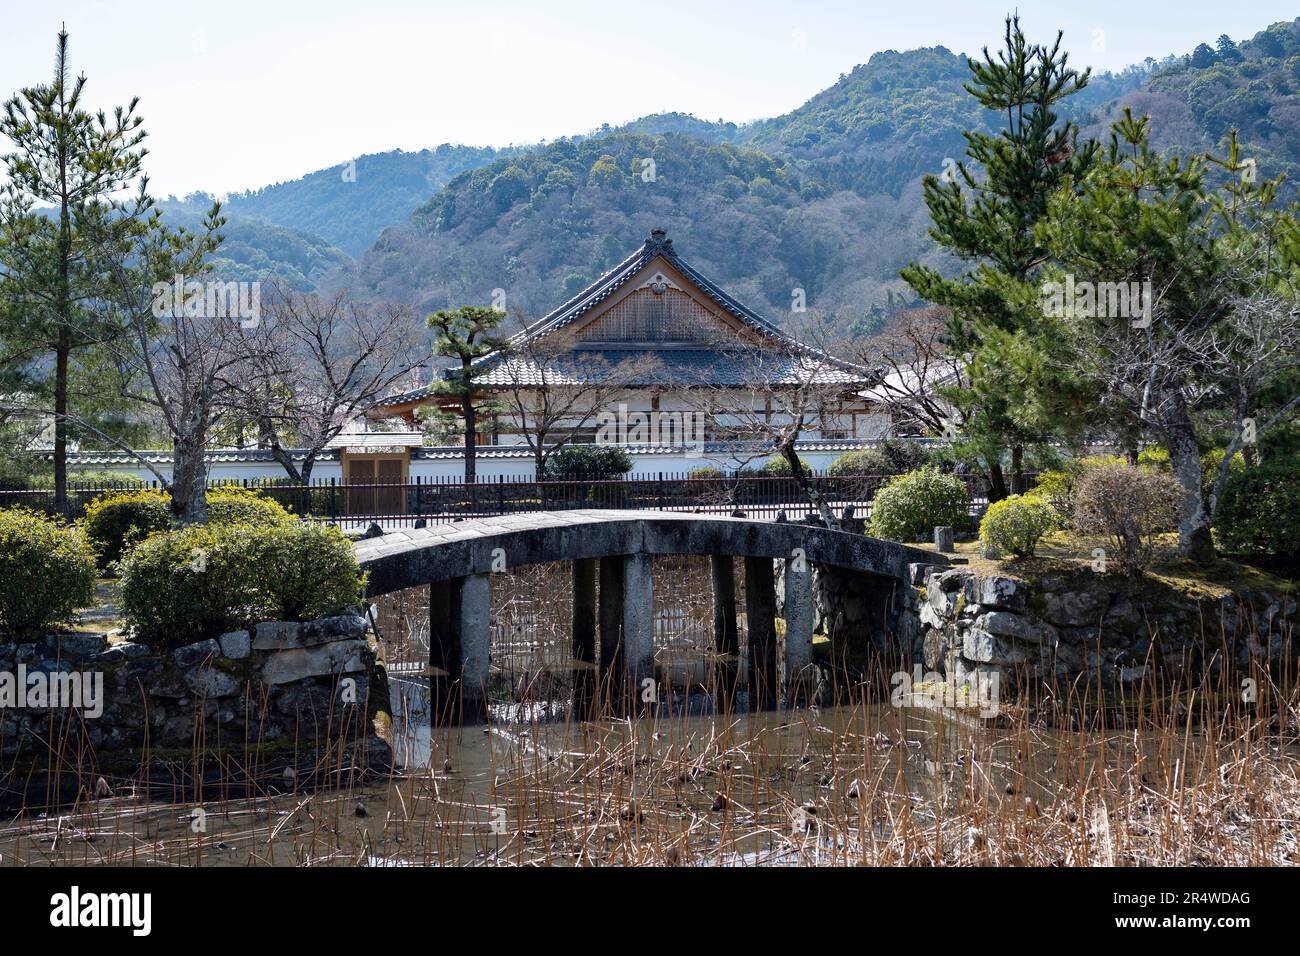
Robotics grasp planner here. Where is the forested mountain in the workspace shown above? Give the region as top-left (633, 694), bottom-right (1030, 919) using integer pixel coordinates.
top-left (337, 44), bottom-right (1156, 326)
top-left (156, 198), bottom-right (350, 291)
top-left (1084, 20), bottom-right (1300, 184)
top-left (185, 144), bottom-right (515, 257)
top-left (207, 18), bottom-right (1300, 333)
top-left (741, 46), bottom-right (1148, 199)
top-left (348, 130), bottom-right (942, 325)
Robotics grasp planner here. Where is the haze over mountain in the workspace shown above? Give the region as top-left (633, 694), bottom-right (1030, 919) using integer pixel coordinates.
top-left (184, 18), bottom-right (1300, 329)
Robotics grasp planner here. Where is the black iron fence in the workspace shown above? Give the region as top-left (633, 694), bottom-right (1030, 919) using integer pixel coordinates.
top-left (1, 471), bottom-right (1024, 529)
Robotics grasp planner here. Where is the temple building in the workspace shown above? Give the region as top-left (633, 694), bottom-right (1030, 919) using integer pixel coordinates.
top-left (368, 229), bottom-right (885, 469)
top-left (64, 230), bottom-right (897, 489)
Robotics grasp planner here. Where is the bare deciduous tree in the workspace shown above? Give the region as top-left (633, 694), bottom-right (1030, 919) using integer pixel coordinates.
top-left (854, 306), bottom-right (967, 437)
top-left (98, 205), bottom-right (248, 524)
top-left (235, 284), bottom-right (423, 484)
top-left (492, 311), bottom-right (662, 476)
top-left (686, 313), bottom-right (868, 529)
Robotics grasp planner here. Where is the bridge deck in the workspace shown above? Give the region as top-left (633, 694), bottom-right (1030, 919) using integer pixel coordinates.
top-left (355, 509), bottom-right (942, 597)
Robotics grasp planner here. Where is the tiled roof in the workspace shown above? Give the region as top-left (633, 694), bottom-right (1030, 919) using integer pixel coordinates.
top-left (53, 448), bottom-right (342, 467)
top-left (376, 229), bottom-right (876, 407)
top-left (471, 348), bottom-right (865, 388)
top-left (56, 440), bottom-right (881, 468)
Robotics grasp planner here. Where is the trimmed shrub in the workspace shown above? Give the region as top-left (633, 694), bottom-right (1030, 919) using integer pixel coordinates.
top-left (1027, 469), bottom-right (1075, 519)
top-left (542, 444), bottom-right (632, 481)
top-left (1213, 457), bottom-right (1300, 557)
top-left (0, 508), bottom-right (97, 640)
top-left (686, 465), bottom-right (723, 480)
top-left (828, 448), bottom-right (892, 476)
top-left (236, 522), bottom-right (363, 622)
top-left (878, 439), bottom-right (934, 474)
top-left (869, 467), bottom-right (970, 543)
top-left (979, 494), bottom-right (1061, 558)
top-left (1073, 464), bottom-right (1187, 575)
top-left (758, 456), bottom-right (811, 477)
top-left (1031, 453), bottom-right (1157, 524)
top-left (1136, 446), bottom-right (1168, 469)
top-left (206, 486), bottom-right (294, 527)
top-left (1200, 447), bottom-right (1246, 500)
top-left (118, 524), bottom-right (253, 644)
top-left (81, 489), bottom-right (170, 569)
top-left (82, 486), bottom-right (293, 570)
top-left (120, 522), bottom-right (362, 647)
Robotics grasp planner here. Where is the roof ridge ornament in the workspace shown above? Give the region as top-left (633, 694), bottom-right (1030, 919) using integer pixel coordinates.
top-left (646, 227), bottom-right (672, 255)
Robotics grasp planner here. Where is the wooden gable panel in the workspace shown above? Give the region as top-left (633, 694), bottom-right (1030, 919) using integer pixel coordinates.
top-left (570, 256), bottom-right (762, 346)
top-left (578, 287), bottom-right (717, 342)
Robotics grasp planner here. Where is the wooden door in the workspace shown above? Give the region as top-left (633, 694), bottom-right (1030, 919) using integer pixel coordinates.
top-left (346, 458), bottom-right (375, 515)
top-left (376, 458), bottom-right (404, 514)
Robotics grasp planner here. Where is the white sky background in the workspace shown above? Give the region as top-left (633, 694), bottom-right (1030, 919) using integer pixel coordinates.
top-left (2, 0), bottom-right (1297, 197)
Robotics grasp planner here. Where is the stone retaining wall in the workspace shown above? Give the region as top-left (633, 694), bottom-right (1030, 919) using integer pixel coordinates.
top-left (0, 608), bottom-right (393, 803)
top-left (900, 563), bottom-right (1298, 691)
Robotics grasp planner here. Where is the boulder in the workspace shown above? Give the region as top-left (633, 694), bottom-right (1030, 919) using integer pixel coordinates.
top-left (174, 639), bottom-right (221, 668)
top-left (935, 569), bottom-right (968, 593)
top-left (973, 610), bottom-right (1032, 641)
top-left (219, 630), bottom-right (251, 659)
top-left (251, 621), bottom-right (303, 650)
top-left (51, 632), bottom-right (108, 659)
top-left (964, 575), bottom-right (1025, 612)
top-left (261, 639), bottom-right (371, 686)
top-left (1042, 588), bottom-right (1109, 628)
top-left (254, 613), bottom-right (368, 650)
top-left (184, 665), bottom-right (242, 698)
top-left (963, 628), bottom-right (1030, 664)
top-left (918, 602), bottom-right (945, 629)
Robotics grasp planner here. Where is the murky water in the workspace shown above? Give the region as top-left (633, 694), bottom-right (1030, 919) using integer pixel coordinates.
top-left (0, 687), bottom-right (1157, 867)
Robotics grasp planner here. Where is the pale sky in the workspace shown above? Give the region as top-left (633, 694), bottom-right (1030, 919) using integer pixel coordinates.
top-left (3, 0), bottom-right (1295, 197)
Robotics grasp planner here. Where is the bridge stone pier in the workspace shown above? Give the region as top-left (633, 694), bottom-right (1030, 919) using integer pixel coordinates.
top-left (355, 510), bottom-right (940, 721)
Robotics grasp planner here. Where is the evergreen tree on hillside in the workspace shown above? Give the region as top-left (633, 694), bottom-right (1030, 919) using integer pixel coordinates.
top-left (901, 15), bottom-right (1099, 499)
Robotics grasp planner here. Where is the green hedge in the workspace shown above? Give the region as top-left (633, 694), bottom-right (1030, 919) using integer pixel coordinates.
top-left (828, 448), bottom-right (892, 476)
top-left (542, 444), bottom-right (632, 481)
top-left (1213, 457), bottom-right (1300, 557)
top-left (756, 456), bottom-right (811, 477)
top-left (0, 508), bottom-right (97, 641)
top-left (868, 467), bottom-right (970, 543)
top-left (81, 490), bottom-right (171, 569)
top-left (120, 522), bottom-right (363, 647)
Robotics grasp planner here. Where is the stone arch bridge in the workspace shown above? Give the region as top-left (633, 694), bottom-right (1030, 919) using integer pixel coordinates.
top-left (355, 510), bottom-right (942, 719)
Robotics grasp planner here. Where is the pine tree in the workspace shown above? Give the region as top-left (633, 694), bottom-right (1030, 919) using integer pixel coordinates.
top-left (1037, 113), bottom-right (1300, 561)
top-left (902, 15), bottom-right (1098, 499)
top-left (0, 29), bottom-right (148, 512)
top-left (426, 306), bottom-right (508, 485)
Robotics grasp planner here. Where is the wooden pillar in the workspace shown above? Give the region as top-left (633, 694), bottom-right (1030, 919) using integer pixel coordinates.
top-left (744, 557), bottom-right (778, 710)
top-left (571, 558), bottom-right (597, 719)
top-left (710, 554), bottom-right (740, 706)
